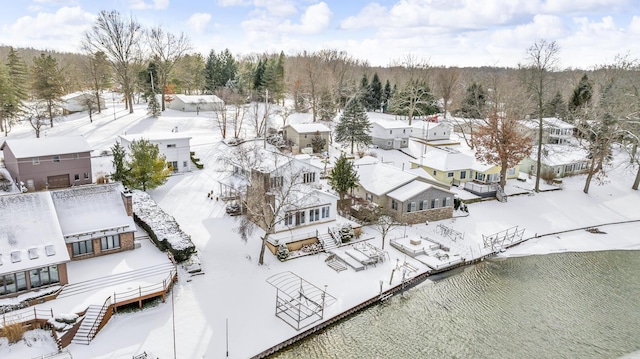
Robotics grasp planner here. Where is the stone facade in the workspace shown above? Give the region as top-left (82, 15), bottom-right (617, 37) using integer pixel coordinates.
top-left (402, 206), bottom-right (453, 224)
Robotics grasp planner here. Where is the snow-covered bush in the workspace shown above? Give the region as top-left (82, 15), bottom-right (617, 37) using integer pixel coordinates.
top-left (338, 223), bottom-right (354, 243)
top-left (276, 244), bottom-right (290, 261)
top-left (132, 190), bottom-right (197, 262)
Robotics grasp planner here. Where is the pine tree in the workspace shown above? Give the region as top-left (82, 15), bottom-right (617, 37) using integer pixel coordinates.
top-left (370, 72), bottom-right (382, 111)
top-left (127, 139), bottom-right (171, 191)
top-left (253, 58), bottom-right (266, 94)
top-left (204, 49), bottom-right (219, 94)
top-left (0, 63), bottom-right (16, 136)
top-left (544, 91), bottom-right (566, 119)
top-left (110, 142), bottom-right (128, 184)
top-left (328, 153), bottom-right (359, 201)
top-left (139, 61), bottom-right (161, 117)
top-left (334, 97), bottom-right (371, 153)
top-left (457, 82), bottom-right (487, 119)
top-left (31, 53), bottom-right (66, 127)
top-left (383, 79), bottom-right (392, 112)
top-left (569, 74), bottom-right (593, 114)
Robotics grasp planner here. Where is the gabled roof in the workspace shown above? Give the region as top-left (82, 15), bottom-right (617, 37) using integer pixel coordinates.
top-left (413, 147), bottom-right (475, 171)
top-left (355, 162), bottom-right (416, 196)
top-left (119, 133), bottom-right (192, 142)
top-left (174, 94), bottom-right (223, 104)
top-left (61, 92), bottom-right (94, 101)
top-left (520, 117), bottom-right (575, 130)
top-left (530, 144), bottom-right (589, 166)
top-left (50, 183), bottom-right (135, 242)
top-left (0, 192), bottom-right (69, 274)
top-left (387, 181), bottom-right (433, 202)
top-left (285, 123), bottom-right (331, 133)
top-left (371, 119), bottom-right (412, 130)
top-left (1, 136), bottom-right (92, 158)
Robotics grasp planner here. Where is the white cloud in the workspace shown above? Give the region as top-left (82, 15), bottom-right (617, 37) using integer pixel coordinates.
top-left (253, 0), bottom-right (297, 17)
top-left (279, 2), bottom-right (332, 34)
top-left (187, 13), bottom-right (212, 33)
top-left (128, 0), bottom-right (169, 10)
top-left (217, 0), bottom-right (250, 6)
top-left (0, 6), bottom-right (95, 52)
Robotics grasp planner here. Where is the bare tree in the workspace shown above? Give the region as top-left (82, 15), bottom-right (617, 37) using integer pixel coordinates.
top-left (520, 39), bottom-right (560, 192)
top-left (361, 206), bottom-right (405, 249)
top-left (473, 74), bottom-right (533, 189)
top-left (232, 147), bottom-right (311, 265)
top-left (81, 51), bottom-right (111, 114)
top-left (434, 66), bottom-right (461, 119)
top-left (84, 10), bottom-right (143, 114)
top-left (26, 102), bottom-right (48, 138)
top-left (147, 26), bottom-right (191, 111)
top-left (81, 93), bottom-right (99, 122)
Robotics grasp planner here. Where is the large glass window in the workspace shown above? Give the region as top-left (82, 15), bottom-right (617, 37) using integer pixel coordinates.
top-left (101, 235), bottom-right (120, 250)
top-left (321, 206), bottom-right (330, 218)
top-left (30, 269), bottom-right (42, 288)
top-left (72, 240), bottom-right (94, 256)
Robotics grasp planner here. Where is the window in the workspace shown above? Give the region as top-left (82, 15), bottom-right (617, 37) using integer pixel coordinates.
top-left (403, 129), bottom-right (406, 134)
top-left (284, 213), bottom-right (293, 226)
top-left (303, 172), bottom-right (316, 183)
top-left (309, 208), bottom-right (320, 222)
top-left (431, 198), bottom-right (440, 208)
top-left (390, 130), bottom-right (393, 134)
top-left (74, 174), bottom-right (80, 181)
top-left (411, 202), bottom-right (416, 212)
top-left (447, 172), bottom-right (454, 178)
top-left (29, 266), bottom-right (59, 289)
top-left (433, 170), bottom-right (437, 176)
top-left (32, 157), bottom-right (40, 165)
top-left (304, 134), bottom-right (308, 138)
top-left (475, 172), bottom-right (485, 181)
top-left (507, 167), bottom-right (516, 176)
top-left (420, 200), bottom-right (428, 210)
top-left (101, 235), bottom-right (120, 250)
top-left (391, 200), bottom-right (397, 210)
top-left (270, 176), bottom-right (283, 188)
top-left (167, 144), bottom-right (177, 148)
top-left (0, 272), bottom-right (27, 295)
top-left (366, 193), bottom-right (373, 201)
top-left (460, 171), bottom-right (466, 179)
top-left (183, 161), bottom-right (188, 168)
top-left (72, 240), bottom-right (94, 256)
top-left (52, 155), bottom-right (61, 163)
top-left (295, 211), bottom-right (305, 226)
top-left (321, 206), bottom-right (330, 218)
top-left (73, 153), bottom-right (80, 160)
top-left (445, 197), bottom-right (452, 207)
top-left (83, 173), bottom-right (89, 179)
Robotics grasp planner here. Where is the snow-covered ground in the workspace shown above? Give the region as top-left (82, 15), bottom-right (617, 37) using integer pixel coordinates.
top-left (1, 102), bottom-right (639, 358)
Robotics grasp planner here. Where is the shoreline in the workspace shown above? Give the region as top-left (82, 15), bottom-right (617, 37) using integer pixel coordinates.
top-left (252, 219), bottom-right (640, 358)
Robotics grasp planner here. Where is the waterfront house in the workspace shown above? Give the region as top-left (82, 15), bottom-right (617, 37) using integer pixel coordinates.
top-left (353, 161), bottom-right (454, 224)
top-left (1, 136), bottom-right (93, 191)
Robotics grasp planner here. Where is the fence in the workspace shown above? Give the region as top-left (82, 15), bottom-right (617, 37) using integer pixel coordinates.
top-left (0, 307), bottom-right (54, 328)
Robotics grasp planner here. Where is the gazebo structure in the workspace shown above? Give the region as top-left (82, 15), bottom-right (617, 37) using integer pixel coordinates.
top-left (266, 271), bottom-right (337, 330)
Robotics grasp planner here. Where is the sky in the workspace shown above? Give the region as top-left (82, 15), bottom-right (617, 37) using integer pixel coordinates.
top-left (0, 0), bottom-right (640, 69)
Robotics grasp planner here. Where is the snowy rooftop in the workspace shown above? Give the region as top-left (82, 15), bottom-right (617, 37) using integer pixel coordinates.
top-left (0, 192), bottom-right (69, 274)
top-left (61, 92), bottom-right (93, 101)
top-left (119, 133), bottom-right (192, 142)
top-left (355, 162), bottom-right (417, 196)
top-left (413, 146), bottom-right (475, 171)
top-left (520, 117), bottom-right (575, 130)
top-left (532, 144), bottom-right (589, 166)
top-left (286, 123), bottom-right (331, 133)
top-left (173, 94), bottom-right (223, 104)
top-left (386, 181), bottom-right (433, 202)
top-left (371, 119), bottom-right (412, 129)
top-left (1, 136), bottom-right (92, 158)
top-left (50, 183), bottom-right (135, 241)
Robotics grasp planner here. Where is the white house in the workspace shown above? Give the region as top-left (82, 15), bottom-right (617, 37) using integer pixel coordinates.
top-left (410, 120), bottom-right (454, 144)
top-left (167, 94), bottom-right (224, 112)
top-left (118, 133), bottom-right (192, 173)
top-left (61, 92), bottom-right (106, 114)
top-left (370, 119), bottom-right (412, 149)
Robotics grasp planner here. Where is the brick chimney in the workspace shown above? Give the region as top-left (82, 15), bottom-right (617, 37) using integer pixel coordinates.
top-left (121, 190), bottom-right (133, 216)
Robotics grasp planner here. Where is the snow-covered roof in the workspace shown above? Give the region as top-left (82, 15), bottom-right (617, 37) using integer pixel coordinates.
top-left (386, 181), bottom-right (433, 202)
top-left (1, 136), bottom-right (91, 158)
top-left (119, 133), bottom-right (192, 142)
top-left (174, 94), bottom-right (223, 104)
top-left (50, 183), bottom-right (135, 242)
top-left (520, 117), bottom-right (575, 130)
top-left (532, 145), bottom-right (589, 166)
top-left (0, 192), bottom-right (69, 274)
top-left (355, 162), bottom-right (417, 196)
top-left (371, 119), bottom-right (412, 130)
top-left (285, 123), bottom-right (331, 133)
top-left (61, 92), bottom-right (93, 101)
top-left (413, 147), bottom-right (475, 171)
top-left (405, 167), bottom-right (439, 183)
top-left (354, 156), bottom-right (379, 166)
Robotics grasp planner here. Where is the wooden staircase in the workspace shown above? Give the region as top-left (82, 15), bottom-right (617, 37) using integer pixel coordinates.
top-left (71, 297), bottom-right (112, 345)
top-left (318, 233), bottom-right (338, 252)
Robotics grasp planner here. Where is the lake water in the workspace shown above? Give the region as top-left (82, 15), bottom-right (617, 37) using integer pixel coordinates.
top-left (271, 250), bottom-right (640, 359)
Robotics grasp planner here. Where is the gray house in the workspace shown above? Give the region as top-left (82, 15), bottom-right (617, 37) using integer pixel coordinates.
top-left (1, 136), bottom-right (92, 191)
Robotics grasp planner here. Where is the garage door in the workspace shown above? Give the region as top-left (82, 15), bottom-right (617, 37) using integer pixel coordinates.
top-left (47, 174), bottom-right (70, 188)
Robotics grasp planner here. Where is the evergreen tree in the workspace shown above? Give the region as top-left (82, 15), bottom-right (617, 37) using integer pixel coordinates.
top-left (544, 91), bottom-right (566, 119)
top-left (328, 153), bottom-right (359, 201)
top-left (204, 49), bottom-right (220, 94)
top-left (1, 48), bottom-right (27, 136)
top-left (139, 61), bottom-right (161, 117)
top-left (219, 49), bottom-right (237, 89)
top-left (383, 79), bottom-right (392, 112)
top-left (370, 72), bottom-right (382, 111)
top-left (334, 97), bottom-right (372, 153)
top-left (0, 63), bottom-right (16, 136)
top-left (31, 53), bottom-right (66, 127)
top-left (569, 74), bottom-right (593, 114)
top-left (127, 139), bottom-right (171, 191)
top-left (457, 82), bottom-right (487, 119)
top-left (110, 142), bottom-right (128, 184)
top-left (318, 89), bottom-right (336, 121)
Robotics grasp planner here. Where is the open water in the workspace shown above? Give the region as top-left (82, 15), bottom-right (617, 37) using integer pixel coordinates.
top-left (271, 250), bottom-right (640, 359)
